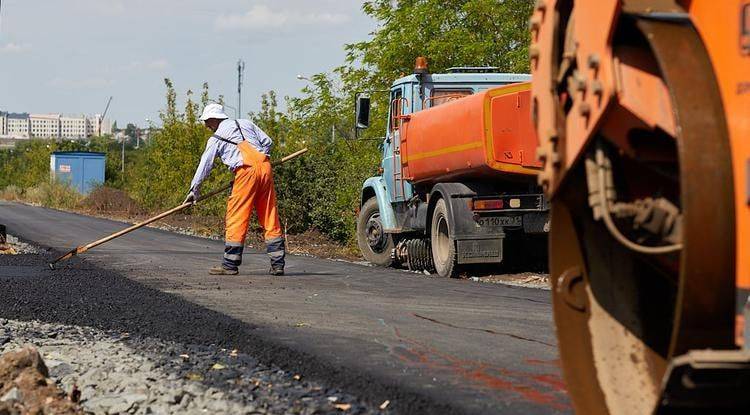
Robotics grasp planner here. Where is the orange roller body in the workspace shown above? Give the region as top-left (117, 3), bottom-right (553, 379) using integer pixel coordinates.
top-left (685, 0), bottom-right (750, 320)
top-left (400, 82), bottom-right (541, 184)
top-left (529, 0), bottom-right (750, 412)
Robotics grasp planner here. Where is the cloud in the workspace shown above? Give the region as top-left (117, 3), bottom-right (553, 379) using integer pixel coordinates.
top-left (127, 59), bottom-right (169, 71)
top-left (215, 5), bottom-right (349, 31)
top-left (72, 0), bottom-right (126, 16)
top-left (49, 77), bottom-right (115, 89)
top-left (0, 43), bottom-right (30, 53)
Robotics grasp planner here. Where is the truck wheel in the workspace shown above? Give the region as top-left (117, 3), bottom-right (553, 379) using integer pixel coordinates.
top-left (431, 198), bottom-right (459, 278)
top-left (357, 197), bottom-right (395, 267)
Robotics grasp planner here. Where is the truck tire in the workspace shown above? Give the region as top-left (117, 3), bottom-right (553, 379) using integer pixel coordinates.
top-left (431, 198), bottom-right (459, 278)
top-left (357, 197), bottom-right (395, 267)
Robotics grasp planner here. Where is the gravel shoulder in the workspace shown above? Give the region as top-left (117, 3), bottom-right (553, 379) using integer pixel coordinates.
top-left (1, 319), bottom-right (382, 415)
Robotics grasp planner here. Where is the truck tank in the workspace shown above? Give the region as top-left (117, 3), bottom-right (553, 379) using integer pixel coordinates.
top-left (400, 82), bottom-right (541, 184)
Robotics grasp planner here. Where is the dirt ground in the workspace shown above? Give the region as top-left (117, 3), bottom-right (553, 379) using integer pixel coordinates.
top-left (473, 273), bottom-right (550, 290)
top-left (0, 347), bottom-right (82, 415)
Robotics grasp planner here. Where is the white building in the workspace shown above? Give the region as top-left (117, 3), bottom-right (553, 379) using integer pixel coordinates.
top-left (0, 112), bottom-right (6, 136)
top-left (97, 116), bottom-right (112, 136)
top-left (30, 114), bottom-right (61, 139)
top-left (0, 111), bottom-right (112, 139)
top-left (6, 113), bottom-right (30, 139)
top-left (61, 116), bottom-right (88, 139)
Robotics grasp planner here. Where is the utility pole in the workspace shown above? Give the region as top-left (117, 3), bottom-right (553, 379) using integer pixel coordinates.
top-left (121, 138), bottom-right (125, 174)
top-left (237, 59), bottom-right (245, 118)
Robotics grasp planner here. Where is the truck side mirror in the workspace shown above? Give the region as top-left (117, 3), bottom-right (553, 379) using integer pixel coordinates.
top-left (356, 95), bottom-right (371, 130)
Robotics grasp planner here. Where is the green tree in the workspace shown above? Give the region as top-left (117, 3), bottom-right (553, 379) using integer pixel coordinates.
top-left (123, 123), bottom-right (138, 139)
top-left (127, 80), bottom-right (231, 214)
top-left (339, 0), bottom-right (534, 136)
top-left (345, 0), bottom-right (532, 84)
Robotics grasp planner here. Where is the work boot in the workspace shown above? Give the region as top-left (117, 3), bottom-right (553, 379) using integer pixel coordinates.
top-left (269, 266), bottom-right (284, 276)
top-left (209, 265), bottom-right (238, 276)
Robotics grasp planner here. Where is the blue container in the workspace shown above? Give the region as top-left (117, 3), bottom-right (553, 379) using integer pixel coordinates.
top-left (50, 151), bottom-right (106, 194)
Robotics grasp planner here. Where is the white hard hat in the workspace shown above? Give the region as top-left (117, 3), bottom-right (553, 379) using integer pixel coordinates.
top-left (199, 103), bottom-right (229, 121)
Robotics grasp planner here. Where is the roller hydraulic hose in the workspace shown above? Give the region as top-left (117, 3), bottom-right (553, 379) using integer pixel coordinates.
top-left (593, 144), bottom-right (682, 255)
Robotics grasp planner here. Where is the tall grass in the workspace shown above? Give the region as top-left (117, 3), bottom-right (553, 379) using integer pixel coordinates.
top-left (2, 181), bottom-right (83, 210)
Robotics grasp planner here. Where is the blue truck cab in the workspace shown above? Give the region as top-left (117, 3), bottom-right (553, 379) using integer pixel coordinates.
top-left (355, 59), bottom-right (546, 277)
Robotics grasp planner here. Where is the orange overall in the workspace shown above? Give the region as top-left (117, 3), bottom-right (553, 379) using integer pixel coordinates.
top-left (222, 141), bottom-right (285, 271)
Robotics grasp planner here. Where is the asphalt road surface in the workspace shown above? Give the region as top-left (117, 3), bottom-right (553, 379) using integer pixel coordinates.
top-left (0, 201), bottom-right (570, 414)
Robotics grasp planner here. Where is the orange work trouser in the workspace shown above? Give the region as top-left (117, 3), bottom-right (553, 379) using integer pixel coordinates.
top-left (223, 142), bottom-right (284, 270)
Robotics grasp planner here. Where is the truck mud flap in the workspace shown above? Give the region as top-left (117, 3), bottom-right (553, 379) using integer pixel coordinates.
top-left (523, 212), bottom-right (550, 234)
top-left (456, 239), bottom-right (502, 264)
top-left (655, 350), bottom-right (750, 413)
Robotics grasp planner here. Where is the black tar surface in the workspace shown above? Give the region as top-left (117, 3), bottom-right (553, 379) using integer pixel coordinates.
top-left (0, 251), bottom-right (440, 414)
top-left (1, 202), bottom-right (569, 414)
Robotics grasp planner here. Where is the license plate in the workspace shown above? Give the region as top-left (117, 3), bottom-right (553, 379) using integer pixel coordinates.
top-left (477, 216), bottom-right (522, 227)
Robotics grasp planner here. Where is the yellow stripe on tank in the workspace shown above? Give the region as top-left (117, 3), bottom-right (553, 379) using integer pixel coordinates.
top-left (401, 141), bottom-right (484, 163)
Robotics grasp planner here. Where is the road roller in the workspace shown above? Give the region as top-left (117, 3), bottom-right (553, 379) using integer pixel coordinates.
top-left (530, 0), bottom-right (750, 413)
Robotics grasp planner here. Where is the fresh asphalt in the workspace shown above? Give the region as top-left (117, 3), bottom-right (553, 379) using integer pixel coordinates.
top-left (0, 201), bottom-right (570, 414)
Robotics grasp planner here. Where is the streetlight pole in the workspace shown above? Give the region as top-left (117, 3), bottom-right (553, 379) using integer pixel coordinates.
top-left (142, 118), bottom-right (150, 149)
top-left (237, 59), bottom-right (245, 118)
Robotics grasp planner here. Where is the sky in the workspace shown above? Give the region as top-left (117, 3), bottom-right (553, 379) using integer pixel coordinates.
top-left (0, 0), bottom-right (375, 126)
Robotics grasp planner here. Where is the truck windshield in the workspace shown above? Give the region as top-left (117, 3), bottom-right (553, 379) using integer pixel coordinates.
top-left (428, 89), bottom-right (473, 108)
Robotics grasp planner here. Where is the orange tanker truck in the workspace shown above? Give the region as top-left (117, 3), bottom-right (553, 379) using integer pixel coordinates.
top-left (355, 58), bottom-right (548, 277)
top-left (530, 0), bottom-right (750, 413)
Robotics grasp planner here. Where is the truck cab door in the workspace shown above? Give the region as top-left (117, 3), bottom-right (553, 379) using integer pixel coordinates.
top-left (383, 85), bottom-right (414, 203)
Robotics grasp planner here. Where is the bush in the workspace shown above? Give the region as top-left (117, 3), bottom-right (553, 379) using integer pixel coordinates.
top-left (127, 81), bottom-right (232, 218)
top-left (79, 185), bottom-right (145, 216)
top-left (23, 181), bottom-right (83, 210)
top-left (0, 185), bottom-right (23, 201)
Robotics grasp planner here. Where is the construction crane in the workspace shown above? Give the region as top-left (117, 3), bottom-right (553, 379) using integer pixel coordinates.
top-left (98, 96), bottom-right (112, 137)
top-left (530, 0), bottom-right (750, 413)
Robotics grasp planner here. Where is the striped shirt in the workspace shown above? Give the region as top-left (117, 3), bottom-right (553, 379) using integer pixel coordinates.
top-left (189, 119), bottom-right (273, 191)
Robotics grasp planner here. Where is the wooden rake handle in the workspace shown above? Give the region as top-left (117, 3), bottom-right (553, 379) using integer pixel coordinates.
top-left (49, 148), bottom-right (308, 269)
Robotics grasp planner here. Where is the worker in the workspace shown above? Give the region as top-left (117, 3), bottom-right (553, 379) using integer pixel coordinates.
top-left (184, 103), bottom-right (285, 276)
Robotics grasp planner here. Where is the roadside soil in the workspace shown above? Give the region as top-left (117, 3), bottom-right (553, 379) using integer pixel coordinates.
top-left (0, 346), bottom-right (82, 415)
